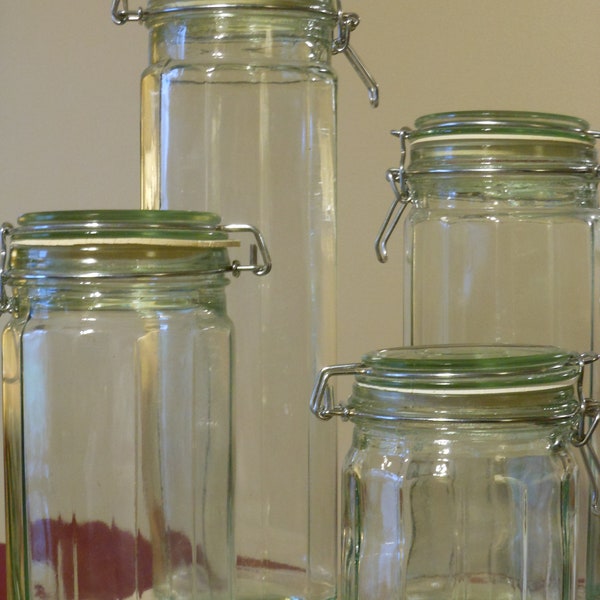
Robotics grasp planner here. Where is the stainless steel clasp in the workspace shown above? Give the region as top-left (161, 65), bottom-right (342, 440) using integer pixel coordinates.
top-left (221, 223), bottom-right (272, 277)
top-left (0, 223), bottom-right (13, 314)
top-left (333, 12), bottom-right (379, 108)
top-left (111, 0), bottom-right (145, 24)
top-left (569, 352), bottom-right (600, 515)
top-left (375, 128), bottom-right (412, 262)
top-left (310, 363), bottom-right (369, 420)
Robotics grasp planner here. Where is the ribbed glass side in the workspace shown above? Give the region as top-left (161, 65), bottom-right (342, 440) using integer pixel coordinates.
top-left (342, 423), bottom-right (577, 600)
top-left (3, 278), bottom-right (233, 600)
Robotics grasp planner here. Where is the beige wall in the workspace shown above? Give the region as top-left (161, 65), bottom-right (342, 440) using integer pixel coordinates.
top-left (2, 0), bottom-right (600, 542)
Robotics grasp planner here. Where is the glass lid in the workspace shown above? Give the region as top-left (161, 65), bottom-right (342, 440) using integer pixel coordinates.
top-left (144, 0), bottom-right (338, 15)
top-left (358, 344), bottom-right (581, 391)
top-left (411, 110), bottom-right (593, 144)
top-left (10, 210), bottom-right (236, 248)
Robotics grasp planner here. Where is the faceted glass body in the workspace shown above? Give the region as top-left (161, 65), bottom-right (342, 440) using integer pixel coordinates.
top-left (344, 422), bottom-right (577, 600)
top-left (141, 7), bottom-right (338, 600)
top-left (336, 346), bottom-right (585, 600)
top-left (2, 211), bottom-right (234, 600)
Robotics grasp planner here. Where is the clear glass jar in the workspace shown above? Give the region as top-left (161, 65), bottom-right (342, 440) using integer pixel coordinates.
top-left (376, 111), bottom-right (599, 351)
top-left (311, 345), bottom-right (600, 600)
top-left (374, 111), bottom-right (600, 598)
top-left (0, 210), bottom-right (269, 600)
top-left (112, 3), bottom-right (376, 599)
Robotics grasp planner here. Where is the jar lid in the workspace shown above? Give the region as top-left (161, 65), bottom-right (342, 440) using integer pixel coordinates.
top-left (312, 345), bottom-right (586, 424)
top-left (144, 0), bottom-right (338, 17)
top-left (359, 345), bottom-right (579, 390)
top-left (9, 210), bottom-right (237, 248)
top-left (402, 110), bottom-right (599, 176)
top-left (411, 110), bottom-right (593, 144)
top-left (2, 210), bottom-right (250, 282)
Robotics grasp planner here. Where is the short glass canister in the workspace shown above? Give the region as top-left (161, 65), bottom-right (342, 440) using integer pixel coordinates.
top-left (0, 211), bottom-right (270, 600)
top-left (311, 345), bottom-right (600, 600)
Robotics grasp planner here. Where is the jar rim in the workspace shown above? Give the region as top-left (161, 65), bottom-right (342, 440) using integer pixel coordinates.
top-left (411, 110), bottom-right (592, 144)
top-left (10, 210), bottom-right (237, 248)
top-left (144, 0), bottom-right (338, 18)
top-left (360, 344), bottom-right (580, 390)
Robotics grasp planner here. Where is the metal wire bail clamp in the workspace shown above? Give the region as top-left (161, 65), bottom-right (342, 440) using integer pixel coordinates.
top-left (332, 11), bottom-right (379, 108)
top-left (111, 0), bottom-right (144, 24)
top-left (220, 223), bottom-right (272, 277)
top-left (375, 128), bottom-right (412, 263)
top-left (310, 363), bottom-right (369, 420)
top-left (0, 223), bottom-right (13, 314)
top-left (569, 352), bottom-right (600, 515)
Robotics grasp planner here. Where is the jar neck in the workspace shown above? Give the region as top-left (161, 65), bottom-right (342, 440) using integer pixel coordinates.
top-left (11, 277), bottom-right (229, 313)
top-left (408, 173), bottom-right (599, 208)
top-left (146, 10), bottom-right (335, 67)
top-left (348, 381), bottom-right (581, 425)
top-left (350, 418), bottom-right (574, 450)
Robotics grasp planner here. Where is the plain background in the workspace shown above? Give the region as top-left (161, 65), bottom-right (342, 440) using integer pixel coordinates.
top-left (2, 0), bottom-right (600, 545)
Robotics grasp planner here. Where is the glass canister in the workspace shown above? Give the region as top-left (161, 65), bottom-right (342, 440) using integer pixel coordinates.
top-left (113, 2), bottom-right (377, 599)
top-left (375, 111), bottom-right (600, 352)
top-left (0, 210), bottom-right (270, 600)
top-left (311, 345), bottom-right (600, 600)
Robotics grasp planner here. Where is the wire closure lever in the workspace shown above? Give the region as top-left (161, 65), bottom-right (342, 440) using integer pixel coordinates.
top-left (310, 363), bottom-right (369, 420)
top-left (333, 12), bottom-right (379, 108)
top-left (375, 128), bottom-right (412, 263)
top-left (0, 223), bottom-right (12, 314)
top-left (221, 223), bottom-right (272, 277)
top-left (569, 352), bottom-right (600, 515)
top-left (111, 0), bottom-right (144, 24)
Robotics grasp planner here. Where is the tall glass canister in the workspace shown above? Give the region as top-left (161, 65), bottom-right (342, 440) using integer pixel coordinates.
top-left (375, 111), bottom-right (600, 599)
top-left (0, 210), bottom-right (270, 600)
top-left (113, 2), bottom-right (377, 599)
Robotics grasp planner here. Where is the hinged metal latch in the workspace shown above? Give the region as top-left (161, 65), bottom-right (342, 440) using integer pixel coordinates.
top-left (375, 128), bottom-right (412, 262)
top-left (332, 12), bottom-right (379, 108)
top-left (0, 223), bottom-right (12, 314)
top-left (310, 363), bottom-right (369, 420)
top-left (111, 0), bottom-right (144, 24)
top-left (570, 352), bottom-right (600, 515)
top-left (220, 223), bottom-right (272, 277)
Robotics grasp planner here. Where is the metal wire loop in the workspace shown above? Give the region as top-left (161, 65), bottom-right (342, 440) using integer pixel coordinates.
top-left (375, 128), bottom-right (412, 262)
top-left (221, 223), bottom-right (272, 277)
top-left (310, 363), bottom-right (368, 420)
top-left (0, 223), bottom-right (13, 314)
top-left (111, 0), bottom-right (145, 24)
